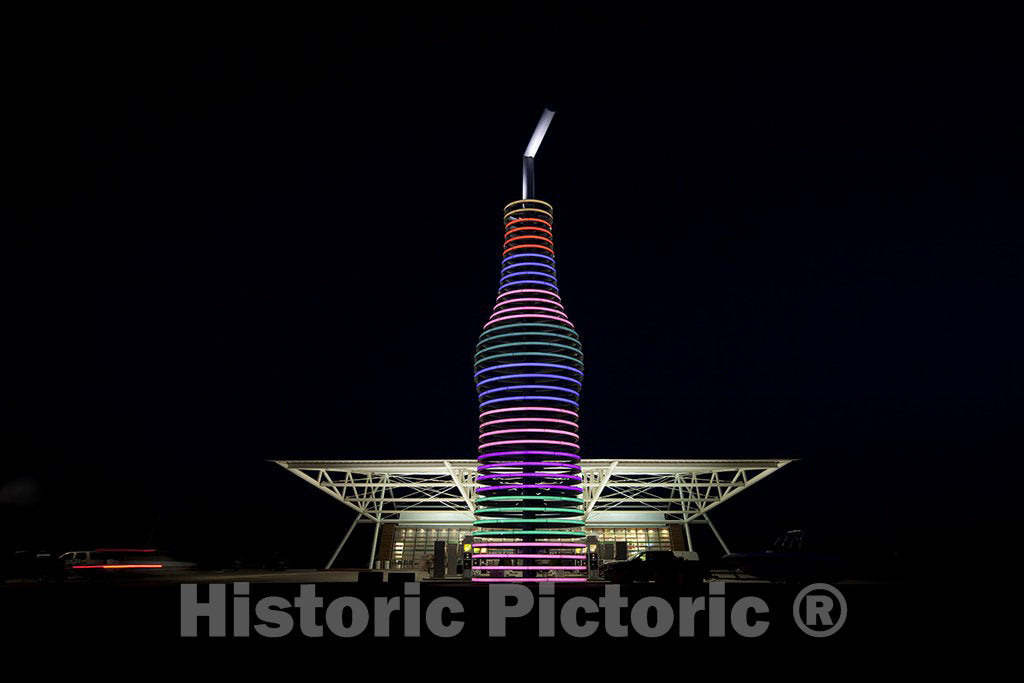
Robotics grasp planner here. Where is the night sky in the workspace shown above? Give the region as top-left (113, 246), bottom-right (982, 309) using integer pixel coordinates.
top-left (4, 6), bottom-right (1021, 567)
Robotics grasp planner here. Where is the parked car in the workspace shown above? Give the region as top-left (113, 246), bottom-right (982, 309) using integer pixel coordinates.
top-left (61, 549), bottom-right (195, 577)
top-left (0, 550), bottom-right (65, 583)
top-left (600, 550), bottom-right (707, 588)
top-left (723, 530), bottom-right (850, 583)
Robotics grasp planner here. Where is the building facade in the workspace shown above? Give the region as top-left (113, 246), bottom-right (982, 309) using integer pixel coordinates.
top-left (275, 459), bottom-right (793, 571)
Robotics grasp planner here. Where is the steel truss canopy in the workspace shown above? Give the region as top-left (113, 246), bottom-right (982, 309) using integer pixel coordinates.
top-left (273, 458), bottom-right (793, 528)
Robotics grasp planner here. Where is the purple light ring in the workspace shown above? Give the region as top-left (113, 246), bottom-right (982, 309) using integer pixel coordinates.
top-left (477, 384), bottom-right (580, 398)
top-left (479, 396), bottom-right (580, 408)
top-left (477, 474), bottom-right (583, 483)
top-left (477, 462), bottom-right (581, 471)
top-left (476, 484), bottom-right (583, 493)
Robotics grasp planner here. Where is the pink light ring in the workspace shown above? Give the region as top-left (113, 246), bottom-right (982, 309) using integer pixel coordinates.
top-left (477, 462), bottom-right (582, 471)
top-left (492, 293), bottom-right (563, 305)
top-left (473, 566), bottom-right (588, 571)
top-left (479, 428), bottom-right (580, 439)
top-left (493, 297), bottom-right (565, 309)
top-left (477, 451), bottom-right (580, 461)
top-left (480, 417), bottom-right (579, 429)
top-left (488, 305), bottom-right (569, 319)
top-left (472, 542), bottom-right (587, 547)
top-left (497, 288), bottom-right (562, 300)
top-left (476, 449), bottom-right (580, 457)
top-left (468, 581), bottom-right (585, 585)
top-left (478, 439), bottom-right (580, 451)
top-left (472, 554), bottom-right (582, 559)
top-left (477, 473), bottom-right (583, 481)
top-left (483, 313), bottom-right (573, 329)
top-left (480, 406), bottom-right (579, 419)
top-left (492, 304), bottom-right (565, 317)
top-left (495, 282), bottom-right (561, 292)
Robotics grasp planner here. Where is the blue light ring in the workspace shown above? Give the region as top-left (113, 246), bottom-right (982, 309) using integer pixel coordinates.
top-left (499, 270), bottom-right (559, 283)
top-left (475, 352), bottom-right (583, 368)
top-left (479, 396), bottom-right (580, 408)
top-left (501, 262), bottom-right (557, 275)
top-left (496, 280), bottom-right (562, 290)
top-left (477, 384), bottom-right (581, 399)
top-left (503, 250), bottom-right (556, 262)
top-left (476, 374), bottom-right (582, 388)
top-left (474, 361), bottom-right (584, 376)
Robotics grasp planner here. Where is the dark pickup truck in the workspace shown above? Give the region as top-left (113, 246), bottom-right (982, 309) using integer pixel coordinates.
top-left (600, 550), bottom-right (707, 588)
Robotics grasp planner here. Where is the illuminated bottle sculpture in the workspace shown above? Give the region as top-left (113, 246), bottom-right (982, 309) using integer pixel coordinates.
top-left (472, 110), bottom-right (588, 582)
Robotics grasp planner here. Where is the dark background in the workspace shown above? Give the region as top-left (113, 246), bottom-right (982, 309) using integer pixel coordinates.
top-left (4, 5), bottom-right (1021, 570)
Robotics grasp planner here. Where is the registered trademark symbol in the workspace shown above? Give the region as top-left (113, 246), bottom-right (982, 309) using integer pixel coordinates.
top-left (792, 583), bottom-right (847, 637)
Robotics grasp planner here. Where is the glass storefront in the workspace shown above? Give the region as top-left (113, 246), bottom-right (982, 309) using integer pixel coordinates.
top-left (392, 527), bottom-right (468, 569)
top-left (391, 526), bottom-right (672, 568)
top-left (588, 527), bottom-right (672, 555)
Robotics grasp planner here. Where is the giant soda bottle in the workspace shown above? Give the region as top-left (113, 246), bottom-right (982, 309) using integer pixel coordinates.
top-left (471, 198), bottom-right (587, 582)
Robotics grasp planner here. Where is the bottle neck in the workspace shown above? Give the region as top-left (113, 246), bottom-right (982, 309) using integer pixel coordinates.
top-left (500, 198), bottom-right (558, 295)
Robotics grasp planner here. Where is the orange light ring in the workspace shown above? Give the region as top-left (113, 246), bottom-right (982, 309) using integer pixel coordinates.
top-left (503, 244), bottom-right (555, 256)
top-left (504, 234), bottom-right (554, 246)
top-left (505, 217), bottom-right (553, 229)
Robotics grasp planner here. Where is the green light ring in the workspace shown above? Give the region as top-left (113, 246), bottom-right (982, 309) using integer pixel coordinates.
top-left (477, 329), bottom-right (580, 346)
top-left (475, 340), bottom-right (583, 358)
top-left (480, 321), bottom-right (580, 339)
